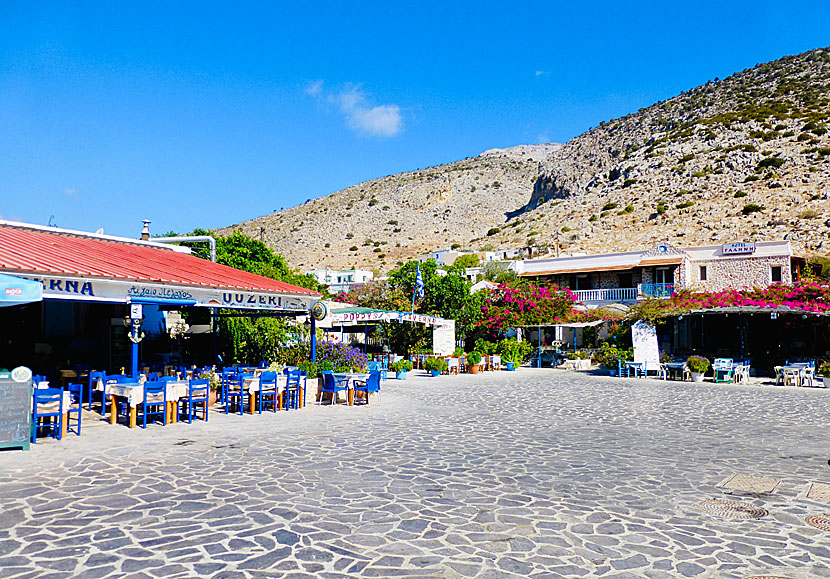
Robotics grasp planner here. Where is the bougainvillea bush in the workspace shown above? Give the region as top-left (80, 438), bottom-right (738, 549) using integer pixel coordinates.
top-left (629, 282), bottom-right (830, 323)
top-left (478, 283), bottom-right (577, 332)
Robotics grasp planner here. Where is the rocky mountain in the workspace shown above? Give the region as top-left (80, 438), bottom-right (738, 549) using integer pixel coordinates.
top-left (218, 47), bottom-right (830, 270)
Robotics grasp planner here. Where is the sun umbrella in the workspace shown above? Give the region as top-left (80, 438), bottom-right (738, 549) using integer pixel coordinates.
top-left (0, 273), bottom-right (43, 307)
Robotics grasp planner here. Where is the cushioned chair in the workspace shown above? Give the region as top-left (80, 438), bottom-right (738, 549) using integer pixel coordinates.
top-left (183, 379), bottom-right (210, 423)
top-left (141, 380), bottom-right (168, 428)
top-left (257, 371), bottom-right (279, 412)
top-left (32, 387), bottom-right (64, 443)
top-left (319, 371), bottom-right (349, 405)
top-left (66, 383), bottom-right (84, 436)
top-left (353, 371), bottom-right (381, 405)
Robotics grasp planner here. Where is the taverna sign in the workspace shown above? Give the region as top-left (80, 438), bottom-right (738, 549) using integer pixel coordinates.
top-left (722, 242), bottom-right (756, 255)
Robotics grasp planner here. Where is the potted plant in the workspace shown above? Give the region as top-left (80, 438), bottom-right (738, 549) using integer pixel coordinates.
top-left (820, 362), bottom-right (830, 388)
top-left (467, 351), bottom-right (482, 374)
top-left (424, 357), bottom-right (447, 377)
top-left (198, 368), bottom-right (221, 406)
top-left (390, 359), bottom-right (413, 380)
top-left (686, 356), bottom-right (710, 382)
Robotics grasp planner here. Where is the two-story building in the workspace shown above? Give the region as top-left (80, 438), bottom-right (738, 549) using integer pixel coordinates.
top-left (305, 269), bottom-right (374, 294)
top-left (516, 241), bottom-right (803, 307)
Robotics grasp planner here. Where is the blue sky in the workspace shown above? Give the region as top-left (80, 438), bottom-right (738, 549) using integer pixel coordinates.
top-left (1, 2), bottom-right (829, 238)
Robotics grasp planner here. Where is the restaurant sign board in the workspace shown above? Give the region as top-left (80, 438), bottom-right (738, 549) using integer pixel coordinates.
top-left (722, 242), bottom-right (756, 255)
top-left (9, 274), bottom-right (315, 312)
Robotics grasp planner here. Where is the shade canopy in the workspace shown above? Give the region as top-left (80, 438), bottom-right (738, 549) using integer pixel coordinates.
top-left (0, 273), bottom-right (43, 307)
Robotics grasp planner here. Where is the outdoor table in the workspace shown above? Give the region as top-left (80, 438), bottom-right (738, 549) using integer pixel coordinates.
top-left (97, 380), bottom-right (189, 427)
top-left (662, 362), bottom-right (687, 380)
top-left (623, 361), bottom-right (646, 378)
top-left (33, 382), bottom-right (73, 438)
top-left (775, 365), bottom-right (808, 387)
top-left (332, 373), bottom-right (368, 406)
top-left (243, 375), bottom-right (289, 413)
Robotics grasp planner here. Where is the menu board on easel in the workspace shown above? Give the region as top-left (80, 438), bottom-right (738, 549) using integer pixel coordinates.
top-left (0, 378), bottom-right (32, 451)
top-left (632, 320), bottom-right (660, 367)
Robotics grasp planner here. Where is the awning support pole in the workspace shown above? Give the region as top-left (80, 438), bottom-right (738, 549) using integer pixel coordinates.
top-left (538, 325), bottom-right (541, 368)
top-left (310, 316), bottom-right (317, 362)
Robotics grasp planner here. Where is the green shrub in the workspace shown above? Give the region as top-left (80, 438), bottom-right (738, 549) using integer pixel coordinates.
top-left (656, 204), bottom-right (667, 214)
top-left (676, 201), bottom-right (695, 209)
top-left (744, 175), bottom-right (760, 183)
top-left (388, 220), bottom-right (398, 226)
top-left (474, 338), bottom-right (498, 355)
top-left (686, 355), bottom-right (710, 374)
top-left (561, 226), bottom-right (572, 232)
top-left (486, 227), bottom-right (500, 236)
top-left (424, 357), bottom-right (448, 373)
top-left (623, 205), bottom-right (634, 213)
top-left (497, 339), bottom-right (533, 363)
top-left (345, 232), bottom-right (354, 239)
top-left (819, 362), bottom-right (830, 376)
top-left (819, 147), bottom-right (830, 156)
top-left (622, 179), bottom-right (637, 188)
top-left (588, 214), bottom-right (598, 222)
top-left (733, 191), bottom-right (747, 198)
top-left (756, 157), bottom-right (785, 171)
top-left (390, 359), bottom-right (413, 373)
top-left (678, 153), bottom-right (695, 163)
top-left (368, 198), bottom-right (379, 206)
top-left (742, 203), bottom-right (764, 215)
top-left (466, 351), bottom-right (482, 366)
top-left (800, 210), bottom-right (818, 219)
top-left (596, 342), bottom-right (632, 370)
top-left (349, 246), bottom-right (358, 251)
top-left (602, 202), bottom-right (618, 211)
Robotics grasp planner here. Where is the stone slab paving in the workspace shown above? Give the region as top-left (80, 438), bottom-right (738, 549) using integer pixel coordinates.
top-left (2, 369), bottom-right (830, 578)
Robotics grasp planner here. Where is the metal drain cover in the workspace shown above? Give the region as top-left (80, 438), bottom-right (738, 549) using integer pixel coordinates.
top-left (806, 482), bottom-right (830, 503)
top-left (806, 513), bottom-right (830, 531)
top-left (719, 473), bottom-right (781, 494)
top-left (698, 498), bottom-right (768, 519)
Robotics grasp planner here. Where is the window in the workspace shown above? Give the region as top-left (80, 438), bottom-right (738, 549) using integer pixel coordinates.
top-left (618, 273), bottom-right (633, 288)
top-left (771, 266), bottom-right (783, 283)
top-left (699, 265), bottom-right (707, 281)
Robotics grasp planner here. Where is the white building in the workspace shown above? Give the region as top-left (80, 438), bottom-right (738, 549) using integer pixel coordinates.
top-left (305, 269), bottom-right (374, 294)
top-left (515, 240), bottom-right (804, 308)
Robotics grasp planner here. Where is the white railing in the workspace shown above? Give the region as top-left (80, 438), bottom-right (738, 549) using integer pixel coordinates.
top-left (571, 287), bottom-right (638, 303)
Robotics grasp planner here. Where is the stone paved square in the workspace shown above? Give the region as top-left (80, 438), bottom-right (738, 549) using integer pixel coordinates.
top-left (2, 369), bottom-right (830, 578)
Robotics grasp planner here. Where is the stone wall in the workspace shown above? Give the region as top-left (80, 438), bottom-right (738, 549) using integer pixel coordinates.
top-left (688, 256), bottom-right (792, 291)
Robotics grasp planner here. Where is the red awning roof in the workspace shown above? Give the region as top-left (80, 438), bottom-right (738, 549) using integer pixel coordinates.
top-left (0, 224), bottom-right (318, 297)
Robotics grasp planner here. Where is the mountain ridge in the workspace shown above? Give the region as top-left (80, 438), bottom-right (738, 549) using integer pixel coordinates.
top-left (217, 47), bottom-right (830, 269)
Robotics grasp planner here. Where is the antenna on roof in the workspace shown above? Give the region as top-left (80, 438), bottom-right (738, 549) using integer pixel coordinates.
top-left (95, 228), bottom-right (104, 235)
top-left (47, 215), bottom-right (57, 227)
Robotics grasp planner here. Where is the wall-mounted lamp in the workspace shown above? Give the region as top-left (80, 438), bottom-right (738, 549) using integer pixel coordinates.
top-left (770, 312), bottom-right (778, 320)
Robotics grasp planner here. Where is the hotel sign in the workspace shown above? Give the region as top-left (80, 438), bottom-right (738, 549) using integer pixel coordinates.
top-left (722, 242), bottom-right (756, 255)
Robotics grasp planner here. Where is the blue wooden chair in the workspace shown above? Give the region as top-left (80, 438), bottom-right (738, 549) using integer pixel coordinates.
top-left (223, 372), bottom-right (250, 415)
top-left (220, 368), bottom-right (237, 404)
top-left (183, 379), bottom-right (210, 423)
top-left (87, 370), bottom-right (106, 411)
top-left (102, 374), bottom-right (131, 417)
top-left (353, 371), bottom-right (382, 405)
top-left (284, 370), bottom-right (305, 410)
top-left (257, 371), bottom-right (279, 413)
top-left (141, 380), bottom-right (168, 428)
top-left (318, 371), bottom-right (349, 405)
top-left (32, 387), bottom-right (63, 443)
top-left (66, 383), bottom-right (84, 436)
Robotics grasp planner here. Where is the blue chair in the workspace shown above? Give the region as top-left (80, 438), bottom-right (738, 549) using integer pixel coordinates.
top-left (220, 368), bottom-right (237, 404)
top-left (141, 381), bottom-right (168, 428)
top-left (318, 371), bottom-right (349, 405)
top-left (353, 371), bottom-right (381, 405)
top-left (32, 374), bottom-right (47, 385)
top-left (183, 379), bottom-right (210, 423)
top-left (32, 387), bottom-right (63, 443)
top-left (87, 370), bottom-right (106, 411)
top-left (223, 373), bottom-right (250, 415)
top-left (258, 371), bottom-right (279, 413)
top-left (285, 370), bottom-right (306, 410)
top-left (66, 383), bottom-right (84, 436)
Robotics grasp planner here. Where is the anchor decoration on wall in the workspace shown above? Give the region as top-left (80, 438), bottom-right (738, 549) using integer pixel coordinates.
top-left (128, 316), bottom-right (145, 344)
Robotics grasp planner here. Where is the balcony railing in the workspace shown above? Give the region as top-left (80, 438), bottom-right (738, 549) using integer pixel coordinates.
top-left (638, 283), bottom-right (675, 298)
top-left (571, 287), bottom-right (638, 303)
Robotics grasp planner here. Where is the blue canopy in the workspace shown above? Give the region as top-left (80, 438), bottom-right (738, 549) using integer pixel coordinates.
top-left (0, 273), bottom-right (43, 307)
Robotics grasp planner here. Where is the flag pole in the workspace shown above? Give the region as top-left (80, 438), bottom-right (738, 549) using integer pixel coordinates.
top-left (411, 285), bottom-right (416, 313)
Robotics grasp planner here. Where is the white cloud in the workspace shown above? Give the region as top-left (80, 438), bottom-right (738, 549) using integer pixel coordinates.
top-left (65, 187), bottom-right (79, 199)
top-left (305, 80), bottom-right (324, 96)
top-left (535, 70), bottom-right (550, 77)
top-left (308, 81), bottom-right (404, 138)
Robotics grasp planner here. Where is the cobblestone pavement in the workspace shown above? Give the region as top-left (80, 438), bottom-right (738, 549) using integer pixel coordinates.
top-left (2, 369), bottom-right (830, 578)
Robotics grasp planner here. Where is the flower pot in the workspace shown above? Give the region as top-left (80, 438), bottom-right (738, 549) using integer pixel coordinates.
top-left (396, 370), bottom-right (407, 380)
top-left (691, 372), bottom-right (705, 383)
top-left (823, 376), bottom-right (830, 388)
top-left (430, 370), bottom-right (441, 377)
top-left (208, 390), bottom-right (217, 407)
top-left (506, 362), bottom-right (515, 371)
top-left (469, 364), bottom-right (480, 375)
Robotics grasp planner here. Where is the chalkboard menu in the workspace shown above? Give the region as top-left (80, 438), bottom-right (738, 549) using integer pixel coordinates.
top-left (0, 378), bottom-right (32, 451)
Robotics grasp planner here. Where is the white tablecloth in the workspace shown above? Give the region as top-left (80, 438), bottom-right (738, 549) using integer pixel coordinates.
top-left (97, 380), bottom-right (189, 407)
